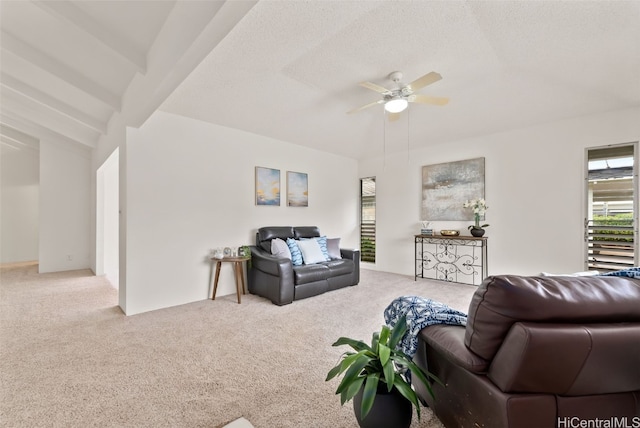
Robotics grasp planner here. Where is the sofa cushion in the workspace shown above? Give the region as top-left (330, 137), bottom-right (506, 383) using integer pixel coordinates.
top-left (293, 264), bottom-right (330, 284)
top-left (419, 325), bottom-right (489, 374)
top-left (326, 259), bottom-right (353, 276)
top-left (465, 275), bottom-right (640, 361)
top-left (271, 238), bottom-right (291, 260)
top-left (488, 322), bottom-right (640, 395)
top-left (297, 239), bottom-right (326, 264)
top-left (326, 237), bottom-right (342, 260)
top-left (294, 226), bottom-right (321, 239)
top-left (258, 226), bottom-right (295, 252)
top-left (286, 238), bottom-right (303, 266)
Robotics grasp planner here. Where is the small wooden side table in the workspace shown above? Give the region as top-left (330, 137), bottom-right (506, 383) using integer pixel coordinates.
top-left (210, 256), bottom-right (250, 304)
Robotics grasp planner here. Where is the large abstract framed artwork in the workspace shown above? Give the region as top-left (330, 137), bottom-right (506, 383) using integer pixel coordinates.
top-left (287, 171), bottom-right (308, 207)
top-left (255, 166), bottom-right (280, 206)
top-left (421, 157), bottom-right (485, 220)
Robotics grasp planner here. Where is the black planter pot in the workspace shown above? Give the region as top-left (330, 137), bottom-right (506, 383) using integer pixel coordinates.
top-left (353, 386), bottom-right (412, 428)
top-left (470, 228), bottom-right (485, 237)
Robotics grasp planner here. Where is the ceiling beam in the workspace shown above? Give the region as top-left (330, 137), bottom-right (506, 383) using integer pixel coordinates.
top-left (1, 72), bottom-right (107, 134)
top-left (1, 140), bottom-right (23, 151)
top-left (0, 90), bottom-right (100, 146)
top-left (32, 0), bottom-right (147, 74)
top-left (0, 123), bottom-right (40, 150)
top-left (1, 31), bottom-right (121, 111)
top-left (1, 109), bottom-right (95, 152)
top-left (1, 134), bottom-right (39, 152)
top-left (126, 0), bottom-right (258, 128)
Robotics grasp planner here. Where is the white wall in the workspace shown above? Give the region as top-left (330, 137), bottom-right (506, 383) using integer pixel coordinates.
top-left (0, 146), bottom-right (39, 263)
top-left (39, 140), bottom-right (91, 272)
top-left (90, 112), bottom-right (129, 311)
top-left (359, 107), bottom-right (640, 277)
top-left (124, 111), bottom-right (359, 315)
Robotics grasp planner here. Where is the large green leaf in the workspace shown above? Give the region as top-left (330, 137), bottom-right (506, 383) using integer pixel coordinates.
top-left (359, 373), bottom-right (380, 420)
top-left (382, 358), bottom-right (395, 392)
top-left (393, 376), bottom-right (421, 420)
top-left (405, 359), bottom-right (443, 396)
top-left (370, 331), bottom-right (379, 350)
top-left (393, 353), bottom-right (444, 395)
top-left (378, 343), bottom-right (390, 366)
top-left (335, 354), bottom-right (372, 394)
top-left (340, 376), bottom-right (364, 405)
top-left (333, 337), bottom-right (372, 352)
top-left (326, 363), bottom-right (342, 382)
top-left (341, 351), bottom-right (366, 368)
top-left (388, 315), bottom-right (408, 349)
top-left (379, 324), bottom-right (391, 346)
top-left (326, 351), bottom-right (365, 381)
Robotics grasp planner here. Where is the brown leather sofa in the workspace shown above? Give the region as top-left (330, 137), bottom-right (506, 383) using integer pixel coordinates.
top-left (413, 274), bottom-right (640, 428)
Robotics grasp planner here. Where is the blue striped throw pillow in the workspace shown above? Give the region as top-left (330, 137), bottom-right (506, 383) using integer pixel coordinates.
top-left (286, 238), bottom-right (303, 266)
top-left (315, 236), bottom-right (331, 261)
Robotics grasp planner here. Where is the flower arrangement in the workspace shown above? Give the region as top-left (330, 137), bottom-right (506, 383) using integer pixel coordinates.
top-left (463, 198), bottom-right (489, 231)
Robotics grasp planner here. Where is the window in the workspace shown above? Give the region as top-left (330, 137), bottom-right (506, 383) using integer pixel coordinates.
top-left (360, 177), bottom-right (376, 263)
top-left (585, 143), bottom-right (637, 271)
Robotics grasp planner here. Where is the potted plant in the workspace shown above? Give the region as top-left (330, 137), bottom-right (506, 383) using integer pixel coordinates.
top-left (239, 245), bottom-right (251, 258)
top-left (463, 198), bottom-right (489, 237)
top-left (239, 245), bottom-right (252, 267)
top-left (326, 315), bottom-right (440, 428)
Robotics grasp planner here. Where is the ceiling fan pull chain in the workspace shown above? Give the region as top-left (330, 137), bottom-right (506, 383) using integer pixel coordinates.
top-left (407, 106), bottom-right (411, 162)
top-left (383, 108), bottom-right (387, 170)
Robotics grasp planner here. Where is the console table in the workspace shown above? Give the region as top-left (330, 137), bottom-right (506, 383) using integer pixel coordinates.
top-left (415, 235), bottom-right (488, 286)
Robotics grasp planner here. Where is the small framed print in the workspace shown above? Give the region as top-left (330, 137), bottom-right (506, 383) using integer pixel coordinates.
top-left (287, 171), bottom-right (308, 207)
top-left (255, 166), bottom-right (280, 206)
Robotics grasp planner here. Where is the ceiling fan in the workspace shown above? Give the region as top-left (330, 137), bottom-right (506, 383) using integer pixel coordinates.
top-left (348, 71), bottom-right (449, 117)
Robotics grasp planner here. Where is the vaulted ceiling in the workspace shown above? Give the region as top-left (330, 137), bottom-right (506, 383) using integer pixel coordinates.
top-left (2, 1), bottom-right (640, 161)
top-left (0, 0), bottom-right (255, 154)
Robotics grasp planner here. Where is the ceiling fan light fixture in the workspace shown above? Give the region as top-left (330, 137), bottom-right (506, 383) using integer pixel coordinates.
top-left (384, 97), bottom-right (408, 113)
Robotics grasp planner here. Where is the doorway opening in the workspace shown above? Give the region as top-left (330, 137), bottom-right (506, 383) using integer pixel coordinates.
top-left (96, 148), bottom-right (119, 288)
top-left (585, 143), bottom-right (638, 271)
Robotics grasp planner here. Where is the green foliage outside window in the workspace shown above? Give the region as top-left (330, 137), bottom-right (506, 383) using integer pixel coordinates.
top-left (592, 214), bottom-right (634, 242)
top-left (361, 237), bottom-right (376, 262)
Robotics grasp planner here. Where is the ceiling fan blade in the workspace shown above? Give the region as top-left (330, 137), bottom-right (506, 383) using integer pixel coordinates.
top-left (359, 81), bottom-right (393, 95)
top-left (347, 99), bottom-right (384, 114)
top-left (405, 72), bottom-right (442, 92)
top-left (409, 94), bottom-right (449, 106)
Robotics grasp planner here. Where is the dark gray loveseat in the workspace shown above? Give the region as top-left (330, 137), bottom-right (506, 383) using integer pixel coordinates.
top-left (247, 226), bottom-right (360, 305)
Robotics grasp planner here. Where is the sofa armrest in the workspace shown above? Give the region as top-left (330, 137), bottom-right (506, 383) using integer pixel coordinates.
top-left (340, 248), bottom-right (360, 284)
top-left (251, 246), bottom-right (292, 276)
top-left (340, 248), bottom-right (360, 261)
top-left (247, 246), bottom-right (295, 305)
top-left (419, 324), bottom-right (489, 374)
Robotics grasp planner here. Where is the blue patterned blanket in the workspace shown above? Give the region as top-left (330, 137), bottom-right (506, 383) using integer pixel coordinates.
top-left (384, 295), bottom-right (468, 359)
top-left (598, 267), bottom-right (640, 278)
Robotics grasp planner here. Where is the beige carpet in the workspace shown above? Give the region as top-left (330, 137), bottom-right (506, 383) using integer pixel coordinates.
top-left (0, 263), bottom-right (476, 428)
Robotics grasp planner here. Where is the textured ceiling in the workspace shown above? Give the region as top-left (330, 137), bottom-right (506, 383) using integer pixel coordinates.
top-left (160, 0), bottom-right (640, 160)
top-left (1, 1), bottom-right (639, 161)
